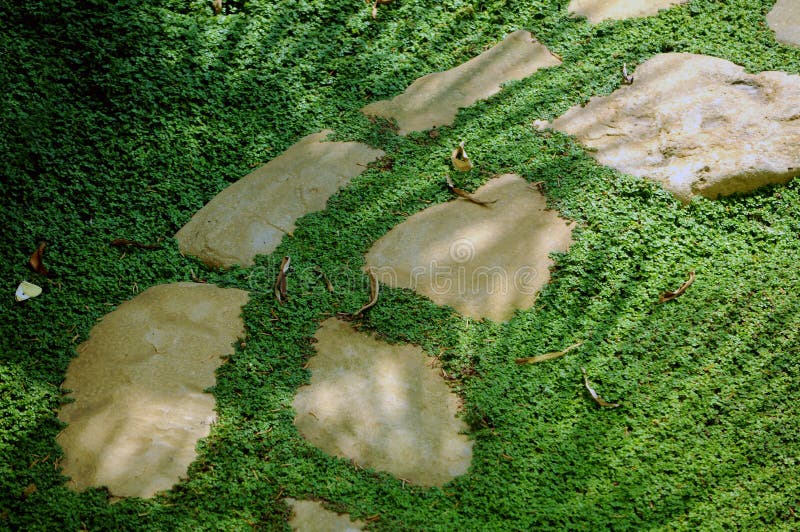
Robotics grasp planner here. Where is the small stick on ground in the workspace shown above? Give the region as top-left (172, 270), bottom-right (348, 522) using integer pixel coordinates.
top-left (110, 238), bottom-right (161, 250)
top-left (274, 256), bottom-right (291, 304)
top-left (446, 175), bottom-right (496, 206)
top-left (581, 367), bottom-right (621, 408)
top-left (353, 268), bottom-right (379, 317)
top-left (658, 271), bottom-right (695, 303)
top-left (516, 341), bottom-right (583, 364)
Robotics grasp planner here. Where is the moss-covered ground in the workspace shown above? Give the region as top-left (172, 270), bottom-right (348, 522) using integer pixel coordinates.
top-left (2, 0), bottom-right (799, 529)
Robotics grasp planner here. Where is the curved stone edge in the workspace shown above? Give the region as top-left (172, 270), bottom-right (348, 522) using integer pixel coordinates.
top-left (286, 499), bottom-right (365, 531)
top-left (175, 130), bottom-right (384, 268)
top-left (365, 174), bottom-right (575, 322)
top-left (767, 0), bottom-right (800, 47)
top-left (543, 53), bottom-right (800, 201)
top-left (293, 318), bottom-right (473, 487)
top-left (56, 282), bottom-right (249, 498)
top-left (361, 30), bottom-right (562, 135)
top-left (567, 0), bottom-right (689, 24)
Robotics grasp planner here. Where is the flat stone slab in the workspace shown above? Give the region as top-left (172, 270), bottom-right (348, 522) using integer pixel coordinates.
top-left (57, 283), bottom-right (249, 498)
top-left (567, 0), bottom-right (688, 23)
top-left (543, 53), bottom-right (800, 201)
top-left (175, 130), bottom-right (384, 268)
top-left (361, 30), bottom-right (561, 135)
top-left (767, 0), bottom-right (800, 47)
top-left (293, 318), bottom-right (473, 487)
top-left (286, 499), bottom-right (364, 531)
top-left (365, 174), bottom-right (574, 322)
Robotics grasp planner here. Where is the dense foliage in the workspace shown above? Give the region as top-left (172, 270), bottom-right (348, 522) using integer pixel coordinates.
top-left (2, 0), bottom-right (798, 529)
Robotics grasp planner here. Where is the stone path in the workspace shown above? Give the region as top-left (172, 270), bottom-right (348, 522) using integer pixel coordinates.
top-left (541, 53), bottom-right (800, 201)
top-left (57, 283), bottom-right (248, 498)
top-left (55, 11), bottom-right (800, 529)
top-left (365, 174), bottom-right (574, 322)
top-left (293, 318), bottom-right (472, 487)
top-left (175, 130), bottom-right (384, 268)
top-left (567, 0), bottom-right (689, 24)
top-left (361, 30), bottom-right (561, 135)
top-left (286, 499), bottom-right (364, 531)
top-left (767, 0), bottom-right (800, 47)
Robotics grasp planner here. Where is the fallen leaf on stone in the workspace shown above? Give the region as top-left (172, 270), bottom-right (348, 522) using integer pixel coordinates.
top-left (658, 271), bottom-right (695, 303)
top-left (274, 256), bottom-right (291, 304)
top-left (446, 175), bottom-right (496, 206)
top-left (515, 341), bottom-right (583, 364)
top-left (110, 238), bottom-right (161, 250)
top-left (581, 367), bottom-right (621, 408)
top-left (15, 281), bottom-right (42, 302)
top-left (29, 242), bottom-right (49, 276)
top-left (451, 141), bottom-right (474, 172)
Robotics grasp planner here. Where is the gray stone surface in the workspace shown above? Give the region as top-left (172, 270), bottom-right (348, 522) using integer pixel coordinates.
top-left (293, 318), bottom-right (473, 487)
top-left (767, 0), bottom-right (800, 47)
top-left (365, 174), bottom-right (574, 322)
top-left (361, 31), bottom-right (561, 135)
top-left (175, 130), bottom-right (384, 268)
top-left (286, 499), bottom-right (364, 531)
top-left (57, 283), bottom-right (249, 498)
top-left (544, 53), bottom-right (800, 201)
top-left (567, 0), bottom-right (688, 23)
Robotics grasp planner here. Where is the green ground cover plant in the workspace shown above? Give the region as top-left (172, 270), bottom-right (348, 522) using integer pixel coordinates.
top-left (2, 0), bottom-right (798, 529)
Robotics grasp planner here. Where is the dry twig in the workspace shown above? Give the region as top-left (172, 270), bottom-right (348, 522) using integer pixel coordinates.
top-left (658, 271), bottom-right (695, 303)
top-left (274, 256), bottom-right (291, 304)
top-left (515, 341), bottom-right (583, 364)
top-left (446, 175), bottom-right (496, 206)
top-left (581, 367), bottom-right (621, 408)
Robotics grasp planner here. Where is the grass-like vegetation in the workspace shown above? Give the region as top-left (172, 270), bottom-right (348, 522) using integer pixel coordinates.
top-left (2, 0), bottom-right (799, 529)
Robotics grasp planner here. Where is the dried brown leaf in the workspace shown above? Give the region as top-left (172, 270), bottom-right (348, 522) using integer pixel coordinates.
top-left (446, 175), bottom-right (496, 207)
top-left (274, 256), bottom-right (291, 304)
top-left (29, 242), bottom-right (49, 276)
top-left (581, 367), bottom-right (621, 408)
top-left (658, 271), bottom-right (696, 303)
top-left (110, 238), bottom-right (161, 250)
top-left (352, 267), bottom-right (380, 316)
top-left (515, 341), bottom-right (583, 364)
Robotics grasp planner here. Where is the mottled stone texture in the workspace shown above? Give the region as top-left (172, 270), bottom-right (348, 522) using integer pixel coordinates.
top-left (545, 53), bottom-right (800, 201)
top-left (175, 130), bottom-right (384, 268)
top-left (286, 499), bottom-right (364, 531)
top-left (361, 31), bottom-right (561, 135)
top-left (767, 0), bottom-right (800, 47)
top-left (365, 174), bottom-right (574, 322)
top-left (568, 0), bottom-right (688, 23)
top-left (293, 318), bottom-right (473, 487)
top-left (57, 283), bottom-right (248, 498)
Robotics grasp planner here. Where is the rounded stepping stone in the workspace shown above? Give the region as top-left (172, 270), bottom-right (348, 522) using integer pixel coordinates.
top-left (175, 130), bottom-right (384, 268)
top-left (57, 283), bottom-right (249, 498)
top-left (365, 174), bottom-right (574, 322)
top-left (542, 53), bottom-right (800, 201)
top-left (361, 30), bottom-right (561, 135)
top-left (767, 0), bottom-right (800, 47)
top-left (285, 499), bottom-right (364, 531)
top-left (293, 318), bottom-right (473, 487)
top-left (567, 0), bottom-right (688, 23)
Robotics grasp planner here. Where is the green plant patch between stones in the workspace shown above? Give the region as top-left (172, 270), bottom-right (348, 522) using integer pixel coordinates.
top-left (2, 0), bottom-right (799, 530)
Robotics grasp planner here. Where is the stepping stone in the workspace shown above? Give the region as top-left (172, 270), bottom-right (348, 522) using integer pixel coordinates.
top-left (57, 283), bottom-right (249, 498)
top-left (365, 174), bottom-right (574, 322)
top-left (285, 499), bottom-right (364, 531)
top-left (767, 0), bottom-right (800, 47)
top-left (567, 0), bottom-right (688, 23)
top-left (541, 53), bottom-right (800, 201)
top-left (175, 131), bottom-right (384, 268)
top-left (293, 318), bottom-right (473, 487)
top-left (361, 30), bottom-right (561, 135)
